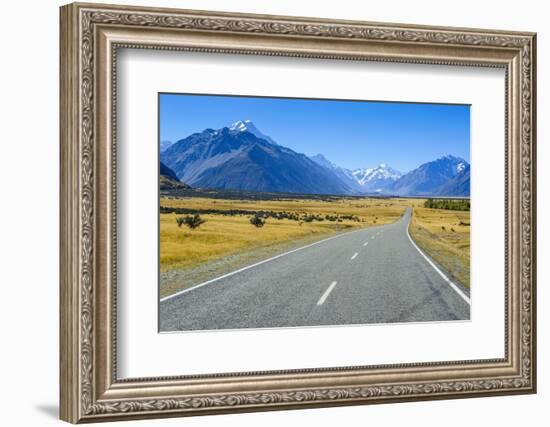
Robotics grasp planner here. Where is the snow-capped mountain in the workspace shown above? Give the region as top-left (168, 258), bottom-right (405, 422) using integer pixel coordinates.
top-left (229, 119), bottom-right (278, 145)
top-left (310, 155), bottom-right (403, 194)
top-left (312, 154), bottom-right (469, 196)
top-left (310, 154), bottom-right (362, 192)
top-left (352, 164), bottom-right (402, 192)
top-left (161, 121), bottom-right (352, 194)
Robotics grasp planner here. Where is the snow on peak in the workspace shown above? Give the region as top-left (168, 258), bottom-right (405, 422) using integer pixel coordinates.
top-left (228, 120), bottom-right (278, 145)
top-left (435, 155), bottom-right (468, 174)
top-left (229, 119), bottom-right (250, 132)
top-left (352, 164), bottom-right (402, 186)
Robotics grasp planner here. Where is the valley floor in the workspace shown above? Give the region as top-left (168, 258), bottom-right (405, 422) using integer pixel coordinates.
top-left (159, 192), bottom-right (471, 301)
top-left (159, 193), bottom-right (409, 297)
top-left (160, 207), bottom-right (471, 331)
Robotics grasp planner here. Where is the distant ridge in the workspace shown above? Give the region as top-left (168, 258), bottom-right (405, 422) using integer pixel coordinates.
top-left (310, 154), bottom-right (362, 193)
top-left (388, 155), bottom-right (469, 197)
top-left (434, 163), bottom-right (470, 197)
top-left (160, 140), bottom-right (173, 153)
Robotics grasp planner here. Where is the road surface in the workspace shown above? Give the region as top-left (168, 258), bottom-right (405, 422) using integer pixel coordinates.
top-left (160, 208), bottom-right (470, 331)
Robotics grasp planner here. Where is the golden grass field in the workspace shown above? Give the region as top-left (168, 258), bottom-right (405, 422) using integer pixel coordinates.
top-left (160, 196), bottom-right (411, 273)
top-left (409, 207), bottom-right (471, 287)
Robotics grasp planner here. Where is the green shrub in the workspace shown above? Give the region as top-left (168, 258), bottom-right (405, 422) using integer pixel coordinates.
top-left (424, 198), bottom-right (470, 211)
top-left (250, 215), bottom-right (265, 228)
top-left (176, 214), bottom-right (206, 229)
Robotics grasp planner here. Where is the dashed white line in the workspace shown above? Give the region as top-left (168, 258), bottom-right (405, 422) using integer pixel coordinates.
top-left (317, 281), bottom-right (338, 306)
top-left (363, 242), bottom-right (369, 247)
top-left (351, 252), bottom-right (359, 260)
top-left (371, 236), bottom-right (375, 240)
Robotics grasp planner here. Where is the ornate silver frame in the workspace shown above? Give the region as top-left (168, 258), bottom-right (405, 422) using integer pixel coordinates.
top-left (60, 2), bottom-right (536, 423)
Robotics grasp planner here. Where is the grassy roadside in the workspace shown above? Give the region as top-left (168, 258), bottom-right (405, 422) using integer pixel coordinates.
top-left (160, 213), bottom-right (357, 273)
top-left (408, 207), bottom-right (470, 288)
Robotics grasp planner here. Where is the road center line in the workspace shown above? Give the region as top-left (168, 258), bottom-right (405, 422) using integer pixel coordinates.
top-left (363, 242), bottom-right (369, 247)
top-left (317, 281), bottom-right (338, 306)
top-left (351, 252), bottom-right (359, 260)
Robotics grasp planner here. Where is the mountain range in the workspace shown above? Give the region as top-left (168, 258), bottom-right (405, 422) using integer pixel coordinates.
top-left (161, 120), bottom-right (470, 197)
top-left (309, 154), bottom-right (363, 192)
top-left (387, 155), bottom-right (468, 197)
top-left (161, 123), bottom-right (351, 194)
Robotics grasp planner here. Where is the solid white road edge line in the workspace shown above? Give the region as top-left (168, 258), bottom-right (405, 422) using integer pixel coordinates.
top-left (160, 226), bottom-right (371, 302)
top-left (351, 252), bottom-right (359, 260)
top-left (317, 281), bottom-right (338, 306)
top-left (405, 222), bottom-right (471, 305)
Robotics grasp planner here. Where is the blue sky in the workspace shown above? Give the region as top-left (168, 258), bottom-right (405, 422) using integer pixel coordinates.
top-left (159, 93), bottom-right (470, 173)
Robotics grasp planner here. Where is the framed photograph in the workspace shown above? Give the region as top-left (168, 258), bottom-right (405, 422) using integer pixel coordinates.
top-left (60, 2), bottom-right (537, 423)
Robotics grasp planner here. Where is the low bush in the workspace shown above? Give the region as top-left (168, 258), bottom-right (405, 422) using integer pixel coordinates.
top-left (176, 214), bottom-right (206, 229)
top-left (250, 215), bottom-right (265, 228)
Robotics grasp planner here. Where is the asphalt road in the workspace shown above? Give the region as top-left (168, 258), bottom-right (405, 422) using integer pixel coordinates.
top-left (160, 208), bottom-right (470, 331)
